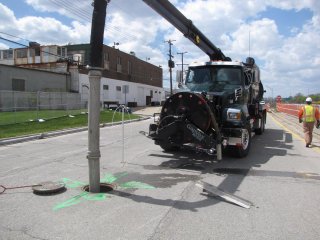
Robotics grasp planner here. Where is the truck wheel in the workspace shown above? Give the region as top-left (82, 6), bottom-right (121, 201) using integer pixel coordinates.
top-left (233, 126), bottom-right (251, 158)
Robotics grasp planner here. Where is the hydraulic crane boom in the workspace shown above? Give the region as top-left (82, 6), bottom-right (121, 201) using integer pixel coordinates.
top-left (143, 0), bottom-right (231, 61)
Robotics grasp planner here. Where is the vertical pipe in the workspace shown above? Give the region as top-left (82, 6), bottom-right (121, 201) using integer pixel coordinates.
top-left (87, 70), bottom-right (102, 193)
top-left (87, 0), bottom-right (109, 193)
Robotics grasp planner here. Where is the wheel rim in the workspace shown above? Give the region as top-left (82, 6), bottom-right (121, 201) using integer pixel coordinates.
top-left (242, 129), bottom-right (250, 150)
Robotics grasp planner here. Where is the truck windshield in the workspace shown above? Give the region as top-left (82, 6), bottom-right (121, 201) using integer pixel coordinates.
top-left (185, 66), bottom-right (242, 92)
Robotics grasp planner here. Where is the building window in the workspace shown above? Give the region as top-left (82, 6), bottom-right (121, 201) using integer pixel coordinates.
top-left (12, 79), bottom-right (25, 91)
top-left (116, 56), bottom-right (122, 73)
top-left (2, 49), bottom-right (13, 59)
top-left (29, 48), bottom-right (35, 57)
top-left (150, 90), bottom-right (153, 97)
top-left (16, 49), bottom-right (27, 58)
top-left (116, 86), bottom-right (121, 91)
top-left (29, 47), bottom-right (40, 57)
top-left (35, 47), bottom-right (40, 56)
top-left (104, 52), bottom-right (110, 70)
top-left (57, 47), bottom-right (67, 58)
top-left (103, 85), bottom-right (109, 90)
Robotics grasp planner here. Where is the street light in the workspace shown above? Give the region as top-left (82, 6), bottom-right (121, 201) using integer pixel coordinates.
top-left (146, 57), bottom-right (150, 61)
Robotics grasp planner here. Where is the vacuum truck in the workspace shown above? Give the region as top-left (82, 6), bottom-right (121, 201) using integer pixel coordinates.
top-left (142, 0), bottom-right (267, 160)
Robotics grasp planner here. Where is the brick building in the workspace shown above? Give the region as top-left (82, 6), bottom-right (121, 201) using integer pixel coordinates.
top-left (0, 43), bottom-right (164, 107)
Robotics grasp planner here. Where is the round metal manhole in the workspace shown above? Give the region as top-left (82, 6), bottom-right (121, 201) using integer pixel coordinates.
top-left (82, 183), bottom-right (115, 193)
top-left (32, 181), bottom-right (66, 195)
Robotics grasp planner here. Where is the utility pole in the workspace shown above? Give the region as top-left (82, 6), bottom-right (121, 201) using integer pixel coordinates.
top-left (165, 39), bottom-right (175, 95)
top-left (177, 51), bottom-right (187, 83)
top-left (87, 0), bottom-right (109, 193)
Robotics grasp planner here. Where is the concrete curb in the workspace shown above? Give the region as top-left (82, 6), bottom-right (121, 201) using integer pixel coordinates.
top-left (0, 116), bottom-right (150, 146)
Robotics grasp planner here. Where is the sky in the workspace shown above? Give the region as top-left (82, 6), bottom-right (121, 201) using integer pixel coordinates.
top-left (0, 0), bottom-right (320, 98)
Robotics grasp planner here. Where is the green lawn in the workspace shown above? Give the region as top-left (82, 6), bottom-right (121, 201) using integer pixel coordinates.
top-left (0, 109), bottom-right (87, 125)
top-left (0, 110), bottom-right (140, 139)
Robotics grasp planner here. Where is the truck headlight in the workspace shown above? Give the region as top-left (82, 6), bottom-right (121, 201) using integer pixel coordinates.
top-left (227, 109), bottom-right (241, 120)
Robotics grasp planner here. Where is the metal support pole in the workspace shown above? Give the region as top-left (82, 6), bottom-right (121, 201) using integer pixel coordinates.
top-left (121, 106), bottom-right (125, 164)
top-left (87, 0), bottom-right (109, 193)
top-left (87, 69), bottom-right (102, 193)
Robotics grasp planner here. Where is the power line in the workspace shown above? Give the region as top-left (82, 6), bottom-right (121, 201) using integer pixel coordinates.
top-left (0, 36), bottom-right (27, 48)
top-left (47, 0), bottom-right (141, 43)
top-left (0, 31), bottom-right (30, 44)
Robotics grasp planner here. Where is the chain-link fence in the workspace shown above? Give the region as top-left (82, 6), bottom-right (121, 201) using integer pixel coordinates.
top-left (0, 90), bottom-right (87, 125)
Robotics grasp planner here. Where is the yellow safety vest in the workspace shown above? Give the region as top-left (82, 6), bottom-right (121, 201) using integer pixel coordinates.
top-left (303, 105), bottom-right (315, 122)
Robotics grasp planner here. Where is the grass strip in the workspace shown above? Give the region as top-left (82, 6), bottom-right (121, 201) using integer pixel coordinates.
top-left (0, 109), bottom-right (87, 125)
top-left (0, 110), bottom-right (140, 139)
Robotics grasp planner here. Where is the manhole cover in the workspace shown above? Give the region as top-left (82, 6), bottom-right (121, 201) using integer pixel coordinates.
top-left (82, 183), bottom-right (115, 193)
top-left (32, 181), bottom-right (66, 194)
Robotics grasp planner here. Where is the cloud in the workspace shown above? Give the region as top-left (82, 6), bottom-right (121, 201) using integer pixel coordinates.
top-left (229, 18), bottom-right (283, 60)
top-left (0, 42), bottom-right (9, 49)
top-left (0, 3), bottom-right (18, 32)
top-left (1, 0), bottom-right (319, 96)
top-left (13, 16), bottom-right (90, 45)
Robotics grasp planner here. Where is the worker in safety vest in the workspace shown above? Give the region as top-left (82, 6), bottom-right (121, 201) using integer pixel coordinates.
top-left (298, 97), bottom-right (320, 147)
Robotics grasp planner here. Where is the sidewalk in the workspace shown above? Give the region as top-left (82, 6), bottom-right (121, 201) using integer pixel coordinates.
top-left (131, 106), bottom-right (162, 116)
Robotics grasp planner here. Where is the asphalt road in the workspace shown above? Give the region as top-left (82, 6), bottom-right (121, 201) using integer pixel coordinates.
top-left (0, 111), bottom-right (320, 240)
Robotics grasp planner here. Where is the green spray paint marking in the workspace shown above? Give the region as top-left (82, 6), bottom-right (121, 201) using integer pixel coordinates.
top-left (53, 172), bottom-right (155, 211)
top-left (53, 192), bottom-right (87, 211)
top-left (83, 193), bottom-right (108, 201)
top-left (101, 172), bottom-right (128, 183)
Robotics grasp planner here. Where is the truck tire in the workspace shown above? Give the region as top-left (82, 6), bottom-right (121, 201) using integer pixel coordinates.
top-left (233, 125), bottom-right (251, 158)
